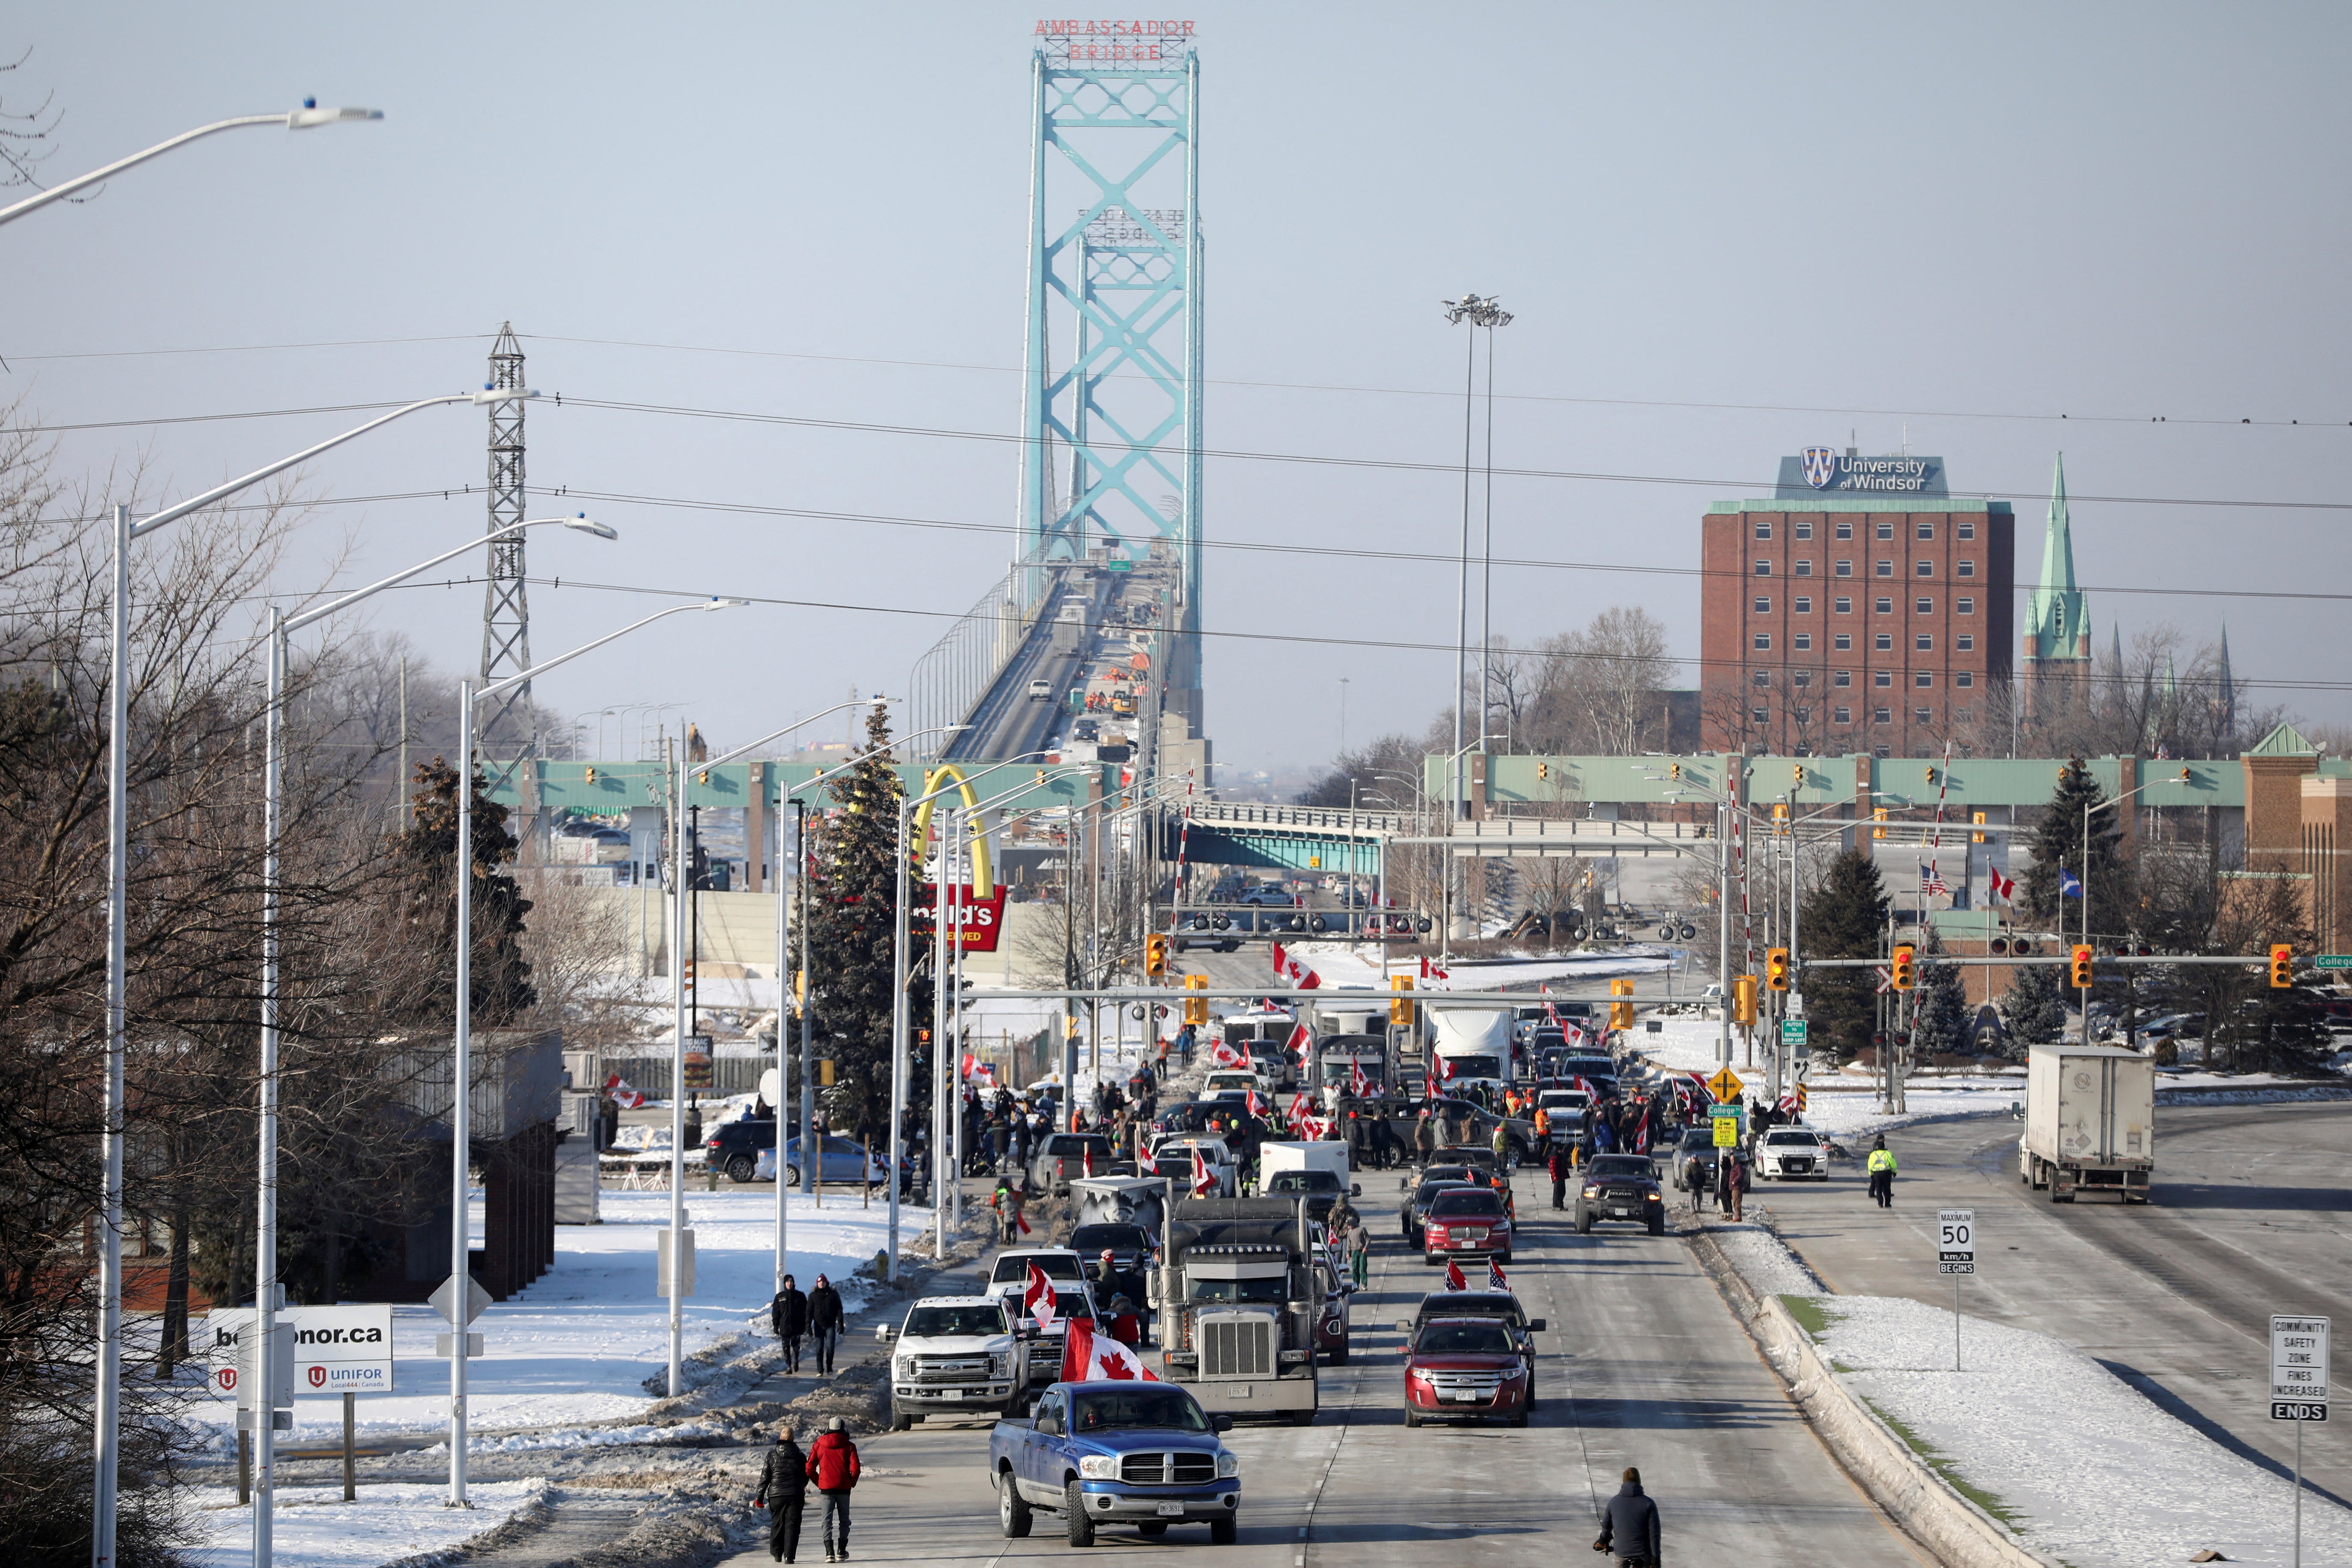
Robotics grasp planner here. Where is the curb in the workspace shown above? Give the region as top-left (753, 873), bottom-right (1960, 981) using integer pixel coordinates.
top-left (1690, 1224), bottom-right (2057, 1568)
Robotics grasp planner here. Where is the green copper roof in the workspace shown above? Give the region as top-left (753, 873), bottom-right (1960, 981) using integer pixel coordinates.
top-left (2023, 452), bottom-right (2090, 663)
top-left (2247, 722), bottom-right (2318, 757)
top-left (1708, 497), bottom-right (2011, 514)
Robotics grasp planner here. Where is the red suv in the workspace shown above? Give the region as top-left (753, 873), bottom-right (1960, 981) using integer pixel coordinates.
top-left (1403, 1316), bottom-right (1531, 1428)
top-left (1419, 1186), bottom-right (1513, 1267)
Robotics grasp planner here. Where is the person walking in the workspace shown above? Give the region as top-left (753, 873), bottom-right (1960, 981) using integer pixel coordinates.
top-left (1721, 1145), bottom-right (1748, 1223)
top-left (1346, 1209), bottom-right (1370, 1290)
top-left (752, 1423), bottom-right (809, 1562)
top-left (807, 1273), bottom-right (845, 1375)
top-left (807, 1415), bottom-right (860, 1562)
top-left (1592, 1465), bottom-right (1662, 1567)
top-left (1547, 1139), bottom-right (1572, 1211)
top-left (1414, 1107), bottom-right (1438, 1165)
top-left (770, 1273), bottom-right (810, 1373)
top-left (1867, 1135), bottom-right (1897, 1208)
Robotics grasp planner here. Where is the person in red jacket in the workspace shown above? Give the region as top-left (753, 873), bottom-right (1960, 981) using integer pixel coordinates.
top-left (806, 1415), bottom-right (861, 1562)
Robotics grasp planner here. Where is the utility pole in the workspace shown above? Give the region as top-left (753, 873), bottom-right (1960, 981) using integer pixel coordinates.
top-left (477, 323), bottom-right (537, 835)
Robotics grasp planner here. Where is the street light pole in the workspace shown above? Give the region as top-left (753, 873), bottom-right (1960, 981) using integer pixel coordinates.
top-left (0, 100), bottom-right (381, 229)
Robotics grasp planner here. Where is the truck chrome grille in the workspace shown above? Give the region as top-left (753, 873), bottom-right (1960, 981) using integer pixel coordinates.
top-left (1200, 1314), bottom-right (1274, 1378)
top-left (1118, 1450), bottom-right (1217, 1485)
top-left (914, 1355), bottom-right (991, 1380)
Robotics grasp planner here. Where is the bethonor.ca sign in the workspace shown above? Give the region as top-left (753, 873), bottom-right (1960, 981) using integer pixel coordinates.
top-left (207, 1304), bottom-right (396, 1396)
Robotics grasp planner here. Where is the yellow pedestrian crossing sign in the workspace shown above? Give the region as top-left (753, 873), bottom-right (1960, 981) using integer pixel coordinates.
top-left (1708, 1066), bottom-right (1744, 1104)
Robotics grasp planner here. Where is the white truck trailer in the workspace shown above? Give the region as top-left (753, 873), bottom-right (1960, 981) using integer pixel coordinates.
top-left (2018, 1043), bottom-right (2156, 1203)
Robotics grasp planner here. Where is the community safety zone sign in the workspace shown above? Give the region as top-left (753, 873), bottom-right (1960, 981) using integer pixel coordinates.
top-left (206, 1304), bottom-right (396, 1396)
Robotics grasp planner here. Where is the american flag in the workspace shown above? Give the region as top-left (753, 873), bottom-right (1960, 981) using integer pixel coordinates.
top-left (1920, 861), bottom-right (1950, 898)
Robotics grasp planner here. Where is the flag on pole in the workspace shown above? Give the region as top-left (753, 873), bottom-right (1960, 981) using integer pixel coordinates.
top-left (1061, 1317), bottom-right (1159, 1382)
top-left (1270, 940), bottom-right (1288, 980)
top-left (2059, 868), bottom-right (2083, 899)
top-left (1287, 1021), bottom-right (1314, 1065)
top-left (1190, 1146), bottom-right (1218, 1198)
top-left (1350, 1059), bottom-right (1369, 1099)
top-left (1920, 862), bottom-right (1949, 898)
top-left (1443, 1260), bottom-right (1469, 1292)
top-left (1988, 867), bottom-right (2015, 904)
top-left (1023, 1263), bottom-right (1058, 1328)
top-left (602, 1072), bottom-right (646, 1110)
top-left (1209, 1037), bottom-right (1249, 1069)
top-left (1486, 1258), bottom-right (1509, 1291)
top-left (1082, 1145), bottom-right (1094, 1179)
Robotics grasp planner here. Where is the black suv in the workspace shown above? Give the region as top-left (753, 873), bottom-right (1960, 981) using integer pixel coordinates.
top-left (705, 1116), bottom-right (780, 1183)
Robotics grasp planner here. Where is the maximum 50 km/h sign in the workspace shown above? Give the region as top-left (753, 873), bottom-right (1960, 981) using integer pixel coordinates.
top-left (2272, 1315), bottom-right (2331, 1421)
top-left (1937, 1209), bottom-right (1976, 1276)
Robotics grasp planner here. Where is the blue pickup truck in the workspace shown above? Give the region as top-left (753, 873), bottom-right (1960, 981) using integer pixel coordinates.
top-left (989, 1379), bottom-right (1242, 1547)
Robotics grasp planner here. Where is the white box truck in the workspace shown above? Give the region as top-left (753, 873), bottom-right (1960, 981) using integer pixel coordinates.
top-left (2018, 1043), bottom-right (2155, 1203)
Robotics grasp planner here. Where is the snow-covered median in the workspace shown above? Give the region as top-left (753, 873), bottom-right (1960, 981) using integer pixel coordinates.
top-left (192, 1189), bottom-right (919, 1448)
top-left (187, 1479), bottom-right (545, 1568)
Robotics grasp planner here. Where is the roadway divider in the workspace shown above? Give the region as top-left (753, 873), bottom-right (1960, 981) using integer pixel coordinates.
top-left (1690, 1224), bottom-right (2057, 1568)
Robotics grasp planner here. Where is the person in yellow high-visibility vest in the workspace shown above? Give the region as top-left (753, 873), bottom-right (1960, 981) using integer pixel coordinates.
top-left (1866, 1136), bottom-right (1897, 1208)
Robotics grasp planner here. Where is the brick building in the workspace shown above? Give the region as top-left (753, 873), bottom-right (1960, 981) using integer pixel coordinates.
top-left (1701, 448), bottom-right (2014, 756)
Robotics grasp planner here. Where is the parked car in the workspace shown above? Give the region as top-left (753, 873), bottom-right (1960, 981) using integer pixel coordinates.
top-left (705, 1116), bottom-right (780, 1183)
top-left (1756, 1128), bottom-right (1831, 1181)
top-left (751, 1134), bottom-right (889, 1189)
top-left (1573, 1154), bottom-right (1667, 1235)
top-left (1400, 1315), bottom-right (1531, 1429)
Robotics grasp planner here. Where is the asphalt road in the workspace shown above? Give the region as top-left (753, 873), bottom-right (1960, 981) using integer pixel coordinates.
top-left (712, 1158), bottom-right (1928, 1567)
top-left (1752, 1101), bottom-right (2352, 1500)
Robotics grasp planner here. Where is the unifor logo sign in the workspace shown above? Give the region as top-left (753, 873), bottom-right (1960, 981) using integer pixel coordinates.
top-left (1801, 447), bottom-right (1838, 489)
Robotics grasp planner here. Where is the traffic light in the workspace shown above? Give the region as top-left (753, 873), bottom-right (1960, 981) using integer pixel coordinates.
top-left (1536, 761), bottom-right (1549, 780)
top-left (2179, 766), bottom-right (2193, 785)
top-left (1184, 973), bottom-right (1210, 1025)
top-left (1609, 976), bottom-right (1634, 1030)
top-left (1971, 809), bottom-right (1986, 845)
top-left (1872, 807), bottom-right (1888, 841)
top-left (2069, 945), bottom-right (2094, 989)
top-left (1890, 944), bottom-right (1915, 991)
top-left (583, 766), bottom-right (598, 785)
top-left (697, 769), bottom-right (709, 785)
top-left (1731, 975), bottom-right (1757, 1026)
top-left (1765, 946), bottom-right (1790, 991)
top-left (1389, 974), bottom-right (1415, 1028)
top-left (2270, 943), bottom-right (2293, 989)
top-left (1792, 763), bottom-right (1805, 789)
top-left (681, 959), bottom-right (696, 998)
top-left (1144, 933), bottom-right (1169, 977)
top-left (1669, 762), bottom-right (1682, 781)
top-left (1771, 801), bottom-right (1789, 835)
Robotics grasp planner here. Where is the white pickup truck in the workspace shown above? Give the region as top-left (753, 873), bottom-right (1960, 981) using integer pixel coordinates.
top-left (984, 1249), bottom-right (1100, 1395)
top-left (880, 1294), bottom-right (1032, 1428)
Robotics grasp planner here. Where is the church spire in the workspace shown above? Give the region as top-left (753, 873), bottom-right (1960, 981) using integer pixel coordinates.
top-left (2216, 618), bottom-right (2237, 741)
top-left (2025, 452), bottom-right (2091, 663)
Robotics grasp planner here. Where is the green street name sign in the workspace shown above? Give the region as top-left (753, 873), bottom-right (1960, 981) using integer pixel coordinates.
top-left (2315, 955), bottom-right (2352, 971)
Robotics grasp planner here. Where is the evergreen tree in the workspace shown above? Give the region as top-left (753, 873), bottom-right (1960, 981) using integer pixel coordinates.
top-left (1912, 927), bottom-right (1973, 1060)
top-left (1798, 849), bottom-right (1889, 1063)
top-left (2019, 757), bottom-right (2129, 939)
top-left (804, 709), bottom-right (932, 1131)
top-left (2000, 960), bottom-right (2068, 1059)
top-left (391, 756), bottom-right (536, 1025)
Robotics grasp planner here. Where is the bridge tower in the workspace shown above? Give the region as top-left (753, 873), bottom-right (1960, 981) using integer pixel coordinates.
top-left (1020, 21), bottom-right (1205, 733)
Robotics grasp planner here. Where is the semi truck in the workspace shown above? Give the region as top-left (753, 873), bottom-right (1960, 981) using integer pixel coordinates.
top-left (2017, 1043), bottom-right (2156, 1203)
top-left (1151, 1196), bottom-right (1321, 1424)
top-left (1426, 1007), bottom-right (1513, 1096)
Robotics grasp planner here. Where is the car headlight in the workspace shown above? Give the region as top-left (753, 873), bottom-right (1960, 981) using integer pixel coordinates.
top-left (1645, 1192), bottom-right (1662, 1202)
top-left (990, 1352), bottom-right (1013, 1376)
top-left (1217, 1450), bottom-right (1240, 1479)
top-left (894, 1356), bottom-right (916, 1378)
top-left (1581, 1185), bottom-right (1601, 1199)
top-left (1078, 1455), bottom-right (1120, 1480)
top-left (1498, 1364), bottom-right (1526, 1381)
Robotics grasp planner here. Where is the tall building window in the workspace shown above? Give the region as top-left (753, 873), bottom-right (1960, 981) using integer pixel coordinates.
top-left (1754, 596), bottom-right (1772, 613)
top-left (1793, 706), bottom-right (1810, 722)
top-left (1956, 597), bottom-right (1974, 615)
top-left (1916, 559), bottom-right (1935, 577)
top-left (1835, 560), bottom-right (1853, 578)
top-left (1834, 632), bottom-right (1852, 651)
top-left (1876, 521), bottom-right (1894, 540)
top-left (1956, 706), bottom-right (1972, 721)
top-left (1834, 597), bottom-right (1853, 615)
top-left (1793, 668), bottom-right (1811, 685)
top-left (1875, 597), bottom-right (1893, 614)
top-left (1833, 670), bottom-right (1851, 687)
top-left (1915, 670), bottom-right (1934, 688)
top-left (1754, 633), bottom-right (1771, 650)
top-left (1795, 559), bottom-right (1814, 577)
top-left (1876, 559), bottom-right (1894, 577)
top-left (1752, 707), bottom-right (1769, 725)
top-left (1835, 521), bottom-right (1854, 539)
top-left (1956, 634), bottom-right (1974, 651)
top-left (1794, 596), bottom-right (1812, 614)
top-left (1875, 633), bottom-right (1893, 652)
top-left (1916, 520), bottom-right (1935, 540)
top-left (1916, 634), bottom-right (1934, 651)
top-left (1755, 520), bottom-right (1773, 539)
top-left (1958, 521), bottom-right (1976, 539)
top-left (1794, 633), bottom-right (1812, 650)
top-left (1916, 597), bottom-right (1934, 615)
top-left (1958, 560), bottom-right (1976, 578)
top-left (1753, 668), bottom-right (1771, 685)
top-left (1834, 706), bottom-right (1852, 724)
top-left (1956, 671), bottom-right (1975, 688)
top-left (1914, 706), bottom-right (1932, 725)
top-left (1794, 520), bottom-right (1814, 539)
top-left (1873, 709), bottom-right (1892, 726)
top-left (1755, 560), bottom-right (1772, 576)
top-left (1874, 669), bottom-right (1893, 687)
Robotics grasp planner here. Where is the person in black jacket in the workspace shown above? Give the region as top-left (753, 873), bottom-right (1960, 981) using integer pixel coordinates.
top-left (807, 1273), bottom-right (845, 1375)
top-left (752, 1423), bottom-right (809, 1562)
top-left (770, 1275), bottom-right (810, 1373)
top-left (1593, 1466), bottom-right (1662, 1567)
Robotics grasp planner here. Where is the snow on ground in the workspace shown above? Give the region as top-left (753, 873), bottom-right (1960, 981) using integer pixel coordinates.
top-left (191, 1189), bottom-right (920, 1449)
top-left (1708, 1221), bottom-right (1825, 1296)
top-left (187, 1479), bottom-right (544, 1568)
top-left (1794, 1291), bottom-right (2352, 1568)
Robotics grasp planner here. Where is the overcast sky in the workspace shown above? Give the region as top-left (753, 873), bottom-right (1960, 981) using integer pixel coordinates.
top-left (9, 2), bottom-right (2348, 772)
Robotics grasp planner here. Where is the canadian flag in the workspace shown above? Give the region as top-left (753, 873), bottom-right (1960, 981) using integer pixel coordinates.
top-left (1270, 941), bottom-right (1288, 980)
top-left (1439, 1055), bottom-right (1457, 1082)
top-left (1082, 1145), bottom-right (1094, 1179)
top-left (1486, 1258), bottom-right (1509, 1291)
top-left (1060, 1316), bottom-right (1159, 1382)
top-left (1247, 1090), bottom-right (1269, 1119)
top-left (1288, 1091), bottom-right (1313, 1125)
top-left (1273, 943), bottom-right (1322, 992)
top-left (1573, 1075), bottom-right (1593, 1099)
top-left (1190, 1146), bottom-right (1218, 1198)
top-left (1350, 1060), bottom-right (1370, 1099)
top-left (1420, 956), bottom-right (1450, 983)
top-left (1298, 1116), bottom-right (1328, 1141)
top-left (1688, 1070), bottom-right (1711, 1101)
top-left (1634, 1110), bottom-right (1651, 1155)
top-left (1542, 986), bottom-right (1561, 1027)
top-left (1989, 867), bottom-right (2015, 904)
top-left (1210, 1038), bottom-right (1249, 1069)
top-left (1287, 1021), bottom-right (1314, 1065)
top-left (602, 1072), bottom-right (646, 1110)
top-left (1023, 1262), bottom-right (1058, 1327)
top-left (1443, 1259), bottom-right (1469, 1292)
top-left (1564, 1024), bottom-right (1586, 1050)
